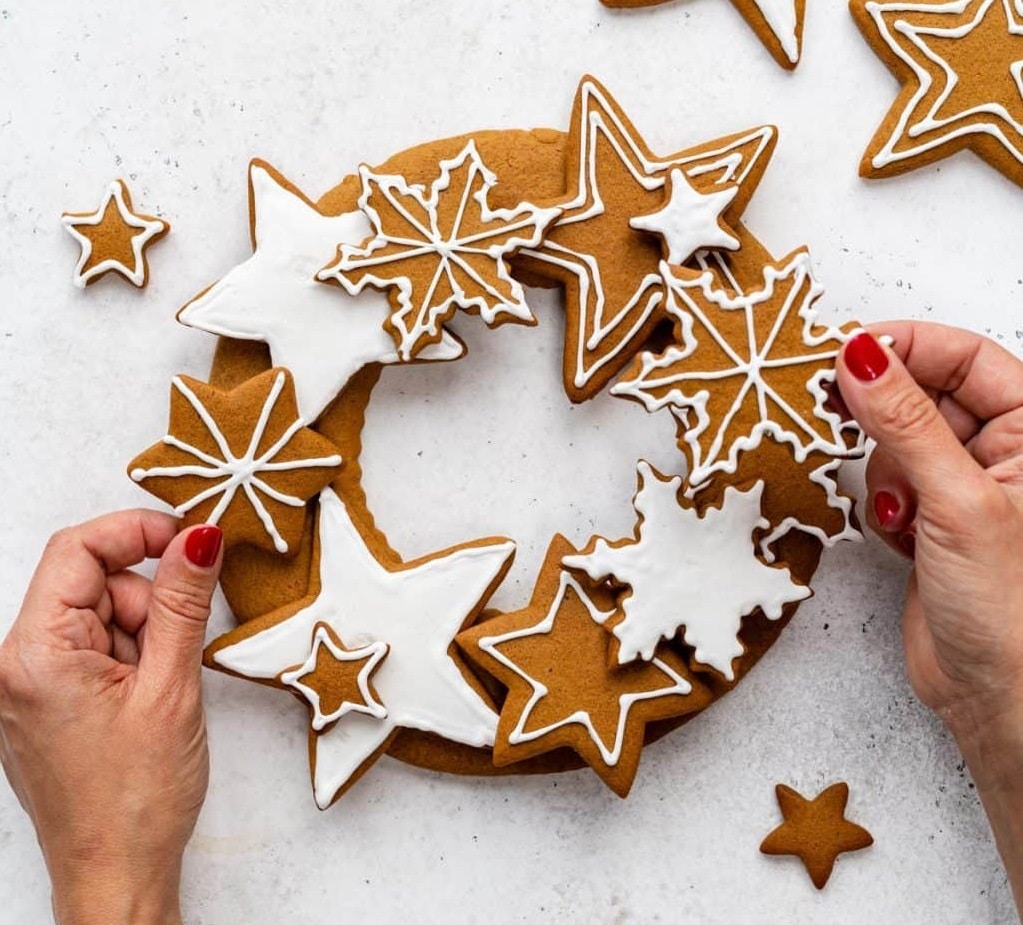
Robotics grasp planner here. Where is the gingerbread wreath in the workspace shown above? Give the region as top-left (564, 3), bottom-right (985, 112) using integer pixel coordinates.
top-left (130, 75), bottom-right (868, 809)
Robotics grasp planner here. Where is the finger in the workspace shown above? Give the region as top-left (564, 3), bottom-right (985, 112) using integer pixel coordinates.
top-left (934, 392), bottom-right (983, 446)
top-left (967, 406), bottom-right (1023, 469)
top-left (865, 446), bottom-right (916, 537)
top-left (870, 321), bottom-right (1023, 424)
top-left (837, 332), bottom-right (987, 508)
top-left (106, 569), bottom-right (154, 636)
top-left (140, 525), bottom-right (223, 688)
top-left (110, 625), bottom-right (141, 665)
top-left (22, 510), bottom-right (179, 623)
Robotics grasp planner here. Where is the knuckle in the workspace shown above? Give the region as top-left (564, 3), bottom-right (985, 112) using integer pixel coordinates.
top-left (874, 384), bottom-right (939, 438)
top-left (42, 527), bottom-right (77, 558)
top-left (150, 580), bottom-right (211, 624)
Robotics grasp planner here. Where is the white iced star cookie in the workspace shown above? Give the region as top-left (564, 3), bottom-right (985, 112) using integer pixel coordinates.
top-left (177, 161), bottom-right (465, 422)
top-left (206, 487), bottom-right (515, 808)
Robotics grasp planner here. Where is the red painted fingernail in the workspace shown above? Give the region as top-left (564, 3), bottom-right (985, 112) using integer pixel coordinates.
top-left (899, 533), bottom-right (916, 559)
top-left (845, 332), bottom-right (890, 382)
top-left (874, 491), bottom-right (900, 529)
top-left (185, 526), bottom-right (223, 568)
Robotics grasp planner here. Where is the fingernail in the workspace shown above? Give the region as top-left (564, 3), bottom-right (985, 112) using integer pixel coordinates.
top-left (845, 332), bottom-right (890, 382)
top-left (185, 525), bottom-right (223, 568)
top-left (873, 491), bottom-right (900, 529)
top-left (899, 533), bottom-right (916, 559)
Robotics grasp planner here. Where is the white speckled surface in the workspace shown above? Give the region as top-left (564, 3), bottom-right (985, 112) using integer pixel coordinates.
top-left (0, 1), bottom-right (1018, 922)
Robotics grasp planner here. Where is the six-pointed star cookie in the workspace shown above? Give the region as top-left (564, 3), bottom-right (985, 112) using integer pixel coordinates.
top-left (517, 76), bottom-right (778, 402)
top-left (61, 179), bottom-right (169, 288)
top-left (601, 0), bottom-right (806, 70)
top-left (760, 782), bottom-right (874, 889)
top-left (128, 368), bottom-right (343, 555)
top-left (177, 161), bottom-right (465, 422)
top-left (853, 0), bottom-right (1023, 186)
top-left (458, 536), bottom-right (711, 797)
top-left (206, 487), bottom-right (515, 809)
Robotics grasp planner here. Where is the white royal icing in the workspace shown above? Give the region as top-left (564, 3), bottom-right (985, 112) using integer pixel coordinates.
top-left (629, 168), bottom-right (740, 266)
top-left (563, 461), bottom-right (810, 680)
top-left (864, 0), bottom-right (1023, 171)
top-left (61, 180), bottom-right (167, 288)
top-left (748, 0), bottom-right (802, 64)
top-left (477, 570), bottom-right (693, 766)
top-left (612, 250), bottom-right (863, 488)
top-left (177, 162), bottom-right (465, 422)
top-left (279, 625), bottom-right (389, 733)
top-left (130, 371), bottom-right (342, 554)
top-left (319, 141), bottom-right (560, 362)
top-left (212, 487), bottom-right (514, 808)
top-left (518, 78), bottom-right (777, 392)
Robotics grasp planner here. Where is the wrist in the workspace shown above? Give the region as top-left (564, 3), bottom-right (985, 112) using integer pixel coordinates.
top-left (50, 861), bottom-right (182, 925)
top-left (945, 693), bottom-right (1023, 795)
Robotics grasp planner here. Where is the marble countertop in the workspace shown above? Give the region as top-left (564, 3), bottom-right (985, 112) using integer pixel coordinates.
top-left (0, 1), bottom-right (1016, 921)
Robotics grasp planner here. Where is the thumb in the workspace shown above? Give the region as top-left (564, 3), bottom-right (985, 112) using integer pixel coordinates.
top-left (141, 525), bottom-right (223, 686)
top-left (837, 332), bottom-right (985, 508)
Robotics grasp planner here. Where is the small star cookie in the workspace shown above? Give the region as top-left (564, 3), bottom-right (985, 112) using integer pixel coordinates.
top-left (601, 0), bottom-right (806, 70)
top-left (61, 179), bottom-right (169, 288)
top-left (760, 782), bottom-right (874, 889)
top-left (128, 368), bottom-right (343, 556)
top-left (458, 535), bottom-right (711, 796)
top-left (852, 0), bottom-right (1023, 187)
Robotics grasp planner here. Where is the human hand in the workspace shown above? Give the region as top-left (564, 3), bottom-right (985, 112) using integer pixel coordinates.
top-left (0, 513), bottom-right (223, 925)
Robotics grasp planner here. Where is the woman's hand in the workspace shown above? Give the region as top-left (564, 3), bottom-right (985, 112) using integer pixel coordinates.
top-left (0, 513), bottom-right (223, 925)
top-left (837, 322), bottom-right (1023, 909)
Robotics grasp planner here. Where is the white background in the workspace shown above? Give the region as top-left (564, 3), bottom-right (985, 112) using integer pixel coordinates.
top-left (0, 1), bottom-right (1019, 922)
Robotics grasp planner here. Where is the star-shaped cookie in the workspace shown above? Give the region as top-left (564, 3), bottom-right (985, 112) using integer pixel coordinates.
top-left (601, 0), bottom-right (806, 70)
top-left (128, 368), bottom-right (343, 556)
top-left (458, 536), bottom-right (711, 796)
top-left (852, 0), bottom-right (1023, 187)
top-left (61, 179), bottom-right (169, 288)
top-left (517, 76), bottom-right (778, 402)
top-left (760, 782), bottom-right (874, 889)
top-left (206, 487), bottom-right (515, 808)
top-left (177, 161), bottom-right (465, 422)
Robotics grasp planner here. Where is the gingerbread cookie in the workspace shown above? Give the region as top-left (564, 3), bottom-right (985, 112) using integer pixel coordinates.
top-left (601, 0), bottom-right (806, 70)
top-left (62, 179), bottom-right (169, 288)
top-left (159, 75), bottom-right (875, 805)
top-left (128, 368), bottom-right (342, 555)
top-left (760, 782), bottom-right (874, 889)
top-left (852, 0), bottom-right (1023, 187)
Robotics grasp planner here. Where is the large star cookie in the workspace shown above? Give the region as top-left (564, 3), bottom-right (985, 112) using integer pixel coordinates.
top-left (517, 76), bottom-right (778, 402)
top-left (760, 782), bottom-right (874, 889)
top-left (177, 161), bottom-right (465, 422)
top-left (601, 0), bottom-right (806, 69)
top-left (206, 487), bottom-right (515, 808)
top-left (563, 461), bottom-right (809, 680)
top-left (458, 536), bottom-right (711, 796)
top-left (61, 179), bottom-right (169, 288)
top-left (852, 0), bottom-right (1023, 187)
top-left (128, 368), bottom-right (342, 555)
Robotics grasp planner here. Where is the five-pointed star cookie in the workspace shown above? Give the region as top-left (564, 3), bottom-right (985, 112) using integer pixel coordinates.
top-left (177, 161), bottom-right (465, 422)
top-left (128, 368), bottom-right (343, 556)
top-left (612, 249), bottom-right (864, 488)
top-left (280, 623), bottom-right (389, 733)
top-left (760, 782), bottom-right (874, 889)
top-left (563, 461), bottom-right (810, 680)
top-left (458, 536), bottom-right (711, 797)
top-left (853, 0), bottom-right (1023, 186)
top-left (61, 179), bottom-right (169, 288)
top-left (319, 141), bottom-right (559, 362)
top-left (601, 0), bottom-right (806, 70)
top-left (206, 487), bottom-right (515, 809)
top-left (517, 76), bottom-right (777, 402)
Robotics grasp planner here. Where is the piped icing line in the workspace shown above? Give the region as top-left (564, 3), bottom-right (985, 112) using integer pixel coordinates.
top-left (517, 77), bottom-right (776, 393)
top-left (612, 249), bottom-right (866, 489)
top-left (563, 462), bottom-right (811, 680)
top-left (130, 372), bottom-right (342, 554)
top-left (318, 141), bottom-right (559, 361)
top-left (745, 0), bottom-right (803, 64)
top-left (861, 0), bottom-right (1023, 171)
top-left (61, 180), bottom-right (168, 288)
top-left (280, 625), bottom-right (389, 733)
top-left (477, 570), bottom-right (693, 766)
top-left (177, 161), bottom-right (464, 423)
